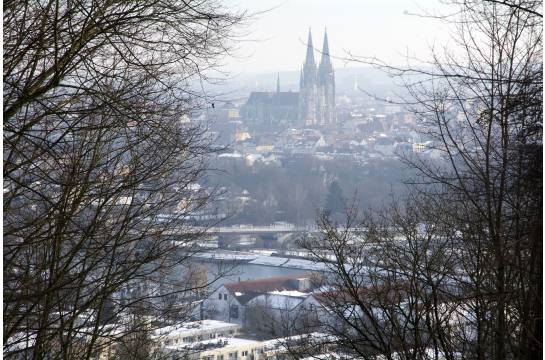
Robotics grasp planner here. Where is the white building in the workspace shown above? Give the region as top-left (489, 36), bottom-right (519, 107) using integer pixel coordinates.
top-left (193, 274), bottom-right (322, 325)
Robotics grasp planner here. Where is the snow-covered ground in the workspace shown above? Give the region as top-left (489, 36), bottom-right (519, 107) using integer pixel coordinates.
top-left (248, 256), bottom-right (290, 266)
top-left (281, 259), bottom-right (334, 272)
top-left (194, 252), bottom-right (259, 261)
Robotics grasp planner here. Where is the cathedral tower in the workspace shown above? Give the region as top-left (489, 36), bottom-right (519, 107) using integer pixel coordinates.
top-left (317, 29), bottom-right (336, 123)
top-left (299, 28), bottom-right (317, 124)
top-left (298, 28), bottom-right (336, 125)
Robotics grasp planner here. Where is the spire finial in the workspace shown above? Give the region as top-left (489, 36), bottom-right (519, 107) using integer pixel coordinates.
top-left (320, 28), bottom-right (331, 66)
top-left (305, 27), bottom-right (315, 66)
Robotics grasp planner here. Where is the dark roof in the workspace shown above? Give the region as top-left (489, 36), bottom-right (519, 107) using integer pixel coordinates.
top-left (220, 101), bottom-right (238, 110)
top-left (223, 273), bottom-right (320, 305)
top-left (245, 92), bottom-right (299, 107)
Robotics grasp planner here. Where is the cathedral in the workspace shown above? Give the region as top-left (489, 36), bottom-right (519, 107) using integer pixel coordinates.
top-left (242, 29), bottom-right (336, 125)
top-left (299, 28), bottom-right (336, 124)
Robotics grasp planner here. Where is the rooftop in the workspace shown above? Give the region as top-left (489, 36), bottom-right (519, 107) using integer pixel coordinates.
top-left (152, 320), bottom-right (240, 337)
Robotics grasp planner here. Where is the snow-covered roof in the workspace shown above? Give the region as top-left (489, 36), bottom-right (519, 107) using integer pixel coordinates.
top-left (247, 293), bottom-right (307, 310)
top-left (152, 320), bottom-right (239, 337)
top-left (218, 153), bottom-right (243, 158)
top-left (163, 336), bottom-right (258, 352)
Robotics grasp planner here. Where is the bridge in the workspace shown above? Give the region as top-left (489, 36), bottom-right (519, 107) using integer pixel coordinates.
top-left (211, 226), bottom-right (313, 235)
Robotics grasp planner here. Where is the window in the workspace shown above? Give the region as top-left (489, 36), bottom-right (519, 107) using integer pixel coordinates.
top-left (217, 356), bottom-right (224, 360)
top-left (223, 294), bottom-right (227, 300)
top-left (230, 305), bottom-right (238, 319)
top-left (241, 350), bottom-right (248, 356)
top-left (228, 352), bottom-right (237, 359)
top-left (197, 335), bottom-right (203, 341)
top-left (219, 293), bottom-right (222, 300)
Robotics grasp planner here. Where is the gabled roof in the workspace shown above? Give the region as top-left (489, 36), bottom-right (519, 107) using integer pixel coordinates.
top-left (222, 273), bottom-right (320, 305)
top-left (220, 101), bottom-right (238, 111)
top-left (247, 292), bottom-right (308, 310)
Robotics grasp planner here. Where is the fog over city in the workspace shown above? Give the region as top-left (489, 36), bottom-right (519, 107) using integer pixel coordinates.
top-left (225, 0), bottom-right (454, 73)
top-left (4, 1), bottom-right (542, 360)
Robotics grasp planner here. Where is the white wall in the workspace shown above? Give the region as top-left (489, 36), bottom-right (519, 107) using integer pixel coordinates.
top-left (201, 286), bottom-right (245, 325)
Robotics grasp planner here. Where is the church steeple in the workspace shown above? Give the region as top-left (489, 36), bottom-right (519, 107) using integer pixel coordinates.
top-left (320, 28), bottom-right (331, 68)
top-left (277, 72), bottom-right (280, 93)
top-left (304, 28), bottom-right (315, 66)
top-left (300, 28), bottom-right (335, 125)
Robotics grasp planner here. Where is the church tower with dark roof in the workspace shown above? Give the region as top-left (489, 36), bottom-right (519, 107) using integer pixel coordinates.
top-left (298, 28), bottom-right (336, 124)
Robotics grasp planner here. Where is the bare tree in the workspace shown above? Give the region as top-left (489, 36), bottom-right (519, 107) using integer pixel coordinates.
top-left (3, 1), bottom-right (249, 359)
top-left (287, 1), bottom-right (542, 359)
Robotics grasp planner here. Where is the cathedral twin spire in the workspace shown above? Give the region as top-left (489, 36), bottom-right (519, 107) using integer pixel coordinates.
top-left (299, 28), bottom-right (336, 124)
top-left (302, 28), bottom-right (332, 74)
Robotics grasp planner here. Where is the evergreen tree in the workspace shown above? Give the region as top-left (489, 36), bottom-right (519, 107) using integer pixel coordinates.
top-left (324, 181), bottom-right (344, 213)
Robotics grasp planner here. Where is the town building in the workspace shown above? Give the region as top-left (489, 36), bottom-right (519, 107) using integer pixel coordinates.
top-left (193, 274), bottom-right (322, 325)
top-left (241, 75), bottom-right (299, 124)
top-left (241, 29), bottom-right (337, 126)
top-left (218, 102), bottom-right (241, 123)
top-left (152, 320), bottom-right (242, 348)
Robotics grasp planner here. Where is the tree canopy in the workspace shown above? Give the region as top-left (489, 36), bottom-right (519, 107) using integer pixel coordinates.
top-left (324, 180), bottom-right (345, 214)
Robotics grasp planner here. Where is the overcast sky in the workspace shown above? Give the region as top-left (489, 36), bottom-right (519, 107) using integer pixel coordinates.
top-left (225, 0), bottom-right (455, 74)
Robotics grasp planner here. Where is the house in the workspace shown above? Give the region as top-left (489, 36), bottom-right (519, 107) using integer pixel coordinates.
top-left (194, 274), bottom-right (321, 325)
top-left (157, 332), bottom-right (332, 360)
top-left (216, 153), bottom-right (244, 166)
top-left (255, 136), bottom-right (275, 154)
top-left (152, 320), bottom-right (242, 348)
top-left (394, 141), bottom-right (414, 154)
top-left (376, 103), bottom-right (402, 116)
top-left (158, 337), bottom-right (260, 360)
top-left (219, 102), bottom-right (240, 123)
top-left (315, 136), bottom-right (328, 147)
top-left (374, 137), bottom-right (396, 156)
top-left (230, 130), bottom-right (251, 143)
top-left (245, 154), bottom-right (263, 166)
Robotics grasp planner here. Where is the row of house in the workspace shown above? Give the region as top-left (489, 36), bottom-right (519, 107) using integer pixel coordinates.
top-left (219, 127), bottom-right (442, 167)
top-left (155, 329), bottom-right (333, 360)
top-left (89, 271), bottom-right (469, 360)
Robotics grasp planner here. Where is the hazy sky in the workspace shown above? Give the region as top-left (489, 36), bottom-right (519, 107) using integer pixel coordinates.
top-left (226, 0), bottom-right (454, 74)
